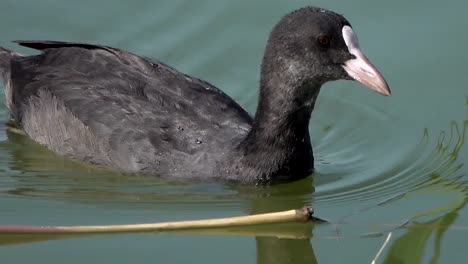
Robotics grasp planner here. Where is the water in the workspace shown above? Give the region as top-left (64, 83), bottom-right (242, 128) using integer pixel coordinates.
top-left (1, 0), bottom-right (467, 263)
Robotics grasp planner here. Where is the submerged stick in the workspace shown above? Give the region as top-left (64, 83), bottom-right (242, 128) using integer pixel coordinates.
top-left (0, 206), bottom-right (323, 235)
top-left (371, 232), bottom-right (392, 264)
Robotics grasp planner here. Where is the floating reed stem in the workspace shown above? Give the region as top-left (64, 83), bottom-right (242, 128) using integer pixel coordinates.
top-left (0, 207), bottom-right (322, 235)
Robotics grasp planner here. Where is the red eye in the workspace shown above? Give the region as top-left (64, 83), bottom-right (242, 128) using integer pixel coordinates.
top-left (317, 36), bottom-right (330, 47)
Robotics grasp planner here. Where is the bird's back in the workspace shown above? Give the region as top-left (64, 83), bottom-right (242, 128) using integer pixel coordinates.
top-left (1, 41), bottom-right (253, 178)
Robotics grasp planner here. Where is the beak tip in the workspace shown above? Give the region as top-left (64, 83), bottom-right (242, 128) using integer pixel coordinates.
top-left (381, 83), bottom-right (391, 96)
top-left (381, 88), bottom-right (391, 96)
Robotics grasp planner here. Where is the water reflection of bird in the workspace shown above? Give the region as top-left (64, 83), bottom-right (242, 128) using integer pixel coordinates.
top-left (0, 7), bottom-right (389, 183)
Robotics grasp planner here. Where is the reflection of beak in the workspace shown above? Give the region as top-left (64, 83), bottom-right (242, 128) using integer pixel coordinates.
top-left (342, 26), bottom-right (391, 96)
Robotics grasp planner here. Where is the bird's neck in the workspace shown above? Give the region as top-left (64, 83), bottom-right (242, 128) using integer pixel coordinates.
top-left (235, 71), bottom-right (322, 183)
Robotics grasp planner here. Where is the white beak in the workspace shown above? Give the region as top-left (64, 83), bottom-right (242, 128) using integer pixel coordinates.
top-left (342, 25), bottom-right (391, 96)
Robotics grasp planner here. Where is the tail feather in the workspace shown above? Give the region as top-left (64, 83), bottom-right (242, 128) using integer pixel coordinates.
top-left (1, 47), bottom-right (22, 81)
top-left (0, 47), bottom-right (23, 112)
top-left (0, 47), bottom-right (12, 81)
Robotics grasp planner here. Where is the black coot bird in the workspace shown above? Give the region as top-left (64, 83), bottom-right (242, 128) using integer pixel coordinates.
top-left (0, 7), bottom-right (390, 183)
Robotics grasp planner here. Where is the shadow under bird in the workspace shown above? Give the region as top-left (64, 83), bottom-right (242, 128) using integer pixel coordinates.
top-left (0, 7), bottom-right (390, 184)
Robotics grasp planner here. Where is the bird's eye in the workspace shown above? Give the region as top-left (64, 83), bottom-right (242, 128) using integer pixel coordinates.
top-left (317, 36), bottom-right (330, 47)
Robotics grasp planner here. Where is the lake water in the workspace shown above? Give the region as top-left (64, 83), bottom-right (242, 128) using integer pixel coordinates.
top-left (1, 0), bottom-right (467, 263)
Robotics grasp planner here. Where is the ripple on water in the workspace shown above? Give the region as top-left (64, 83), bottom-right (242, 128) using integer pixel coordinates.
top-left (312, 96), bottom-right (467, 206)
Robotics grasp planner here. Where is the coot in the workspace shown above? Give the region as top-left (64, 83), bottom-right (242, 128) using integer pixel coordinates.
top-left (0, 7), bottom-right (390, 183)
